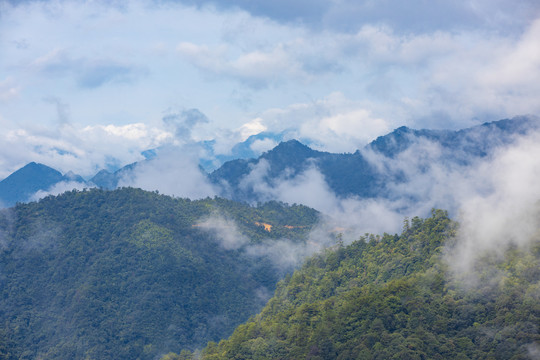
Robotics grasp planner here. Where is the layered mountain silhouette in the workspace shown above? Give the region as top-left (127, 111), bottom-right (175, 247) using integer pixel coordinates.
top-left (1, 116), bottom-right (538, 207)
top-left (210, 116), bottom-right (540, 202)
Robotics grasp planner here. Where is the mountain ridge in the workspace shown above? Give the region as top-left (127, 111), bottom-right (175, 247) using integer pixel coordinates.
top-left (2, 116), bottom-right (539, 208)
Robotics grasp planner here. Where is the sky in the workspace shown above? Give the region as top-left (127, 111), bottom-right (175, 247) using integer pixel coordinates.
top-left (1, 0), bottom-right (540, 178)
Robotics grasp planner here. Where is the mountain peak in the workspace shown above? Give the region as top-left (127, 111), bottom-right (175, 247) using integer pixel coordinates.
top-left (0, 162), bottom-right (64, 207)
top-left (264, 139), bottom-right (317, 157)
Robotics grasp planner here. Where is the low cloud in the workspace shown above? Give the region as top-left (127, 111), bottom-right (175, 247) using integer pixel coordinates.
top-left (236, 158), bottom-right (406, 239)
top-left (228, 123), bottom-right (540, 274)
top-left (22, 219), bottom-right (61, 253)
top-left (196, 214), bottom-right (249, 250)
top-left (448, 130), bottom-right (540, 274)
top-left (527, 343), bottom-right (540, 360)
top-left (250, 138), bottom-right (278, 154)
top-left (118, 146), bottom-right (218, 199)
top-left (196, 211), bottom-right (336, 270)
top-left (30, 180), bottom-right (91, 202)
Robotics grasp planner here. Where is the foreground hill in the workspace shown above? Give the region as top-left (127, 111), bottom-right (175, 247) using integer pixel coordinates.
top-left (0, 188), bottom-right (319, 359)
top-left (193, 210), bottom-right (540, 359)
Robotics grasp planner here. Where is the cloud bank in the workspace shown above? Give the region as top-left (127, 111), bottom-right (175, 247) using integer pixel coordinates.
top-left (223, 124), bottom-right (540, 273)
top-left (117, 146), bottom-right (218, 199)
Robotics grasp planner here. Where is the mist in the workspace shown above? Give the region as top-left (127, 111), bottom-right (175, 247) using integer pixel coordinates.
top-left (21, 118), bottom-right (540, 278)
top-left (118, 146), bottom-right (218, 199)
top-left (195, 211), bottom-right (338, 271)
top-left (196, 214), bottom-right (250, 250)
top-left (30, 180), bottom-right (92, 202)
top-left (448, 130), bottom-right (540, 274)
top-left (227, 124), bottom-right (540, 275)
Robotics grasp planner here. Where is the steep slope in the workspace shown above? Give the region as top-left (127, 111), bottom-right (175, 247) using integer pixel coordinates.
top-left (0, 188), bottom-right (319, 359)
top-left (0, 162), bottom-right (86, 207)
top-left (196, 210), bottom-right (540, 359)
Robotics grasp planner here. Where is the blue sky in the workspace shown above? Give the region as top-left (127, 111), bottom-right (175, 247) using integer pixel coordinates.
top-left (1, 0), bottom-right (540, 178)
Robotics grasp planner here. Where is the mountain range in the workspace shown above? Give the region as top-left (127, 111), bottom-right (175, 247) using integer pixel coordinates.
top-left (1, 116), bottom-right (538, 208)
top-left (0, 116), bottom-right (539, 359)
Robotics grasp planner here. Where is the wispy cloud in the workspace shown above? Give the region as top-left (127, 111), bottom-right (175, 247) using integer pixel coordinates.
top-left (30, 49), bottom-right (146, 89)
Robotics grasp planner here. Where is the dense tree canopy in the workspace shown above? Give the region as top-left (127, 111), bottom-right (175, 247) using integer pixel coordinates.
top-left (0, 188), bottom-right (319, 359)
top-left (196, 210), bottom-right (540, 359)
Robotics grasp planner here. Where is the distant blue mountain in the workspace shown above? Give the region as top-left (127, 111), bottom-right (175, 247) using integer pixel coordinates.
top-left (210, 116), bottom-right (540, 202)
top-left (89, 162), bottom-right (138, 190)
top-left (368, 116), bottom-right (537, 161)
top-left (0, 162), bottom-right (85, 207)
top-left (3, 116), bottom-right (538, 207)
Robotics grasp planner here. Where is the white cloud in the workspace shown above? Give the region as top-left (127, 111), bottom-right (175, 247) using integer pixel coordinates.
top-left (250, 138), bottom-right (278, 153)
top-left (448, 130), bottom-right (540, 273)
top-left (30, 181), bottom-right (92, 202)
top-left (226, 123), bottom-right (540, 273)
top-left (238, 117), bottom-right (267, 140)
top-left (300, 108), bottom-right (390, 152)
top-left (88, 123), bottom-right (158, 140)
top-left (196, 214), bottom-right (250, 250)
top-left (177, 41), bottom-right (307, 88)
top-left (117, 146), bottom-right (218, 199)
top-left (0, 122), bottom-right (173, 179)
top-left (244, 92), bottom-right (394, 152)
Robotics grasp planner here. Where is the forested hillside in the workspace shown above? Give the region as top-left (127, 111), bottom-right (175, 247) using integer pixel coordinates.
top-left (194, 210), bottom-right (540, 360)
top-left (0, 188), bottom-right (319, 359)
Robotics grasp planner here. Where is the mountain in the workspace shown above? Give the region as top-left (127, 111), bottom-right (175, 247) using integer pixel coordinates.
top-left (194, 210), bottom-right (540, 359)
top-left (89, 162), bottom-right (139, 189)
top-left (0, 188), bottom-right (319, 359)
top-left (0, 162), bottom-right (85, 207)
top-left (368, 116), bottom-right (537, 160)
top-left (210, 116), bottom-right (540, 202)
top-left (3, 116), bottom-right (538, 208)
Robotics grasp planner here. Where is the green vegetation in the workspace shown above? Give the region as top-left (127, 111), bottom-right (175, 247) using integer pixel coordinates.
top-left (197, 210), bottom-right (540, 359)
top-left (0, 188), bottom-right (319, 359)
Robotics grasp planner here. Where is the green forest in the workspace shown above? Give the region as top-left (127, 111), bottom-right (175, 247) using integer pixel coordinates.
top-left (189, 210), bottom-right (540, 360)
top-left (0, 188), bottom-right (319, 359)
top-left (1, 189), bottom-right (539, 359)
